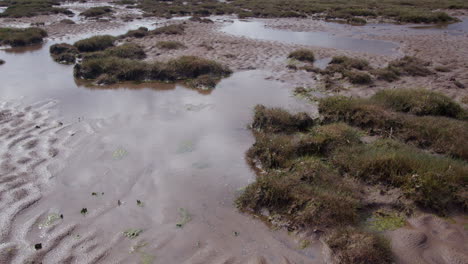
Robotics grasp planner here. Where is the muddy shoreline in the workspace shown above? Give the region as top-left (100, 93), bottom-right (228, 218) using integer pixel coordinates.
top-left (1, 1), bottom-right (467, 263)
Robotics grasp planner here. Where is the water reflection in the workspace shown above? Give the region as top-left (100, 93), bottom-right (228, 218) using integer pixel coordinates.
top-left (221, 20), bottom-right (399, 55)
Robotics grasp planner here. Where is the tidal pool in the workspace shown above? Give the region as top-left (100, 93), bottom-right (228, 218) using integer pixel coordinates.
top-left (0, 26), bottom-right (320, 263)
top-left (221, 20), bottom-right (399, 55)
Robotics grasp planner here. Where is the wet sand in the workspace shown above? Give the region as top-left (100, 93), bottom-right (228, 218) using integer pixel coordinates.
top-left (1, 1), bottom-right (468, 263)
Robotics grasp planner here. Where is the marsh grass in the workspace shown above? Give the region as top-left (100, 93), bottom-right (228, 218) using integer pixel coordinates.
top-left (387, 56), bottom-right (432, 77)
top-left (0, 27), bottom-right (47, 47)
top-left (103, 43), bottom-right (146, 59)
top-left (329, 56), bottom-right (371, 71)
top-left (80, 6), bottom-right (113, 18)
top-left (0, 0), bottom-right (73, 18)
top-left (74, 55), bottom-right (231, 83)
top-left (74, 35), bottom-right (116, 52)
top-left (332, 139), bottom-right (468, 212)
top-left (238, 98), bottom-right (467, 262)
top-left (237, 157), bottom-right (362, 228)
top-left (371, 88), bottom-right (466, 119)
top-left (156, 41), bottom-right (186, 50)
top-left (120, 27), bottom-right (149, 38)
top-left (251, 105), bottom-right (314, 133)
top-left (151, 24), bottom-right (185, 35)
top-left (49, 43), bottom-right (78, 64)
top-left (325, 227), bottom-right (393, 264)
top-left (186, 75), bottom-right (219, 90)
top-left (60, 19), bottom-right (75, 24)
top-left (288, 49), bottom-right (315, 63)
top-left (318, 96), bottom-right (468, 160)
top-left (131, 0), bottom-right (459, 23)
top-left (345, 71), bottom-right (372, 84)
top-left (247, 122), bottom-right (361, 169)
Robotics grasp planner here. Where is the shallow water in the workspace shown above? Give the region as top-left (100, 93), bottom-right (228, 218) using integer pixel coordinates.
top-left (0, 25), bottom-right (321, 263)
top-left (221, 20), bottom-right (399, 55)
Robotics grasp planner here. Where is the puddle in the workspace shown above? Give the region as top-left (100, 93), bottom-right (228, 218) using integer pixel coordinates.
top-left (0, 24), bottom-right (320, 262)
top-left (221, 20), bottom-right (399, 55)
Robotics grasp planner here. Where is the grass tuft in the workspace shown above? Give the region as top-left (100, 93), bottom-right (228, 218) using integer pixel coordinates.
top-left (325, 227), bottom-right (393, 264)
top-left (80, 6), bottom-right (113, 18)
top-left (318, 95), bottom-right (468, 160)
top-left (332, 139), bottom-right (468, 212)
top-left (371, 88), bottom-right (466, 119)
top-left (49, 43), bottom-right (78, 64)
top-left (151, 24), bottom-right (185, 35)
top-left (288, 49), bottom-right (315, 63)
top-left (74, 35), bottom-right (116, 52)
top-left (156, 41), bottom-right (186, 50)
top-left (251, 105), bottom-right (314, 133)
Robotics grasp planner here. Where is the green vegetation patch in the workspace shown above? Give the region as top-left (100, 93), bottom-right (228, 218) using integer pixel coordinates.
top-left (0, 27), bottom-right (47, 47)
top-left (186, 74), bottom-right (219, 90)
top-left (156, 41), bottom-right (186, 50)
top-left (237, 157), bottom-right (362, 227)
top-left (371, 88), bottom-right (466, 119)
top-left (329, 56), bottom-right (371, 71)
top-left (0, 0), bottom-right (73, 18)
top-left (251, 104), bottom-right (314, 134)
top-left (332, 139), bottom-right (467, 213)
top-left (318, 95), bottom-right (468, 160)
top-left (74, 55), bottom-right (231, 84)
top-left (366, 210), bottom-right (406, 232)
top-left (80, 6), bottom-right (113, 18)
top-left (74, 35), bottom-right (116, 52)
top-left (325, 227), bottom-right (393, 264)
top-left (120, 27), bottom-right (149, 38)
top-left (50, 43), bottom-right (78, 64)
top-left (151, 24), bottom-right (185, 35)
top-left (288, 49), bottom-right (315, 63)
top-left (133, 0), bottom-right (460, 23)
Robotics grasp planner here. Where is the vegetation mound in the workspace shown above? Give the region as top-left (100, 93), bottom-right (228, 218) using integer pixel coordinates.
top-left (80, 6), bottom-right (113, 18)
top-left (49, 43), bottom-right (78, 64)
top-left (371, 88), bottom-right (466, 119)
top-left (0, 0), bottom-right (73, 18)
top-left (151, 24), bottom-right (185, 35)
top-left (238, 92), bottom-right (467, 261)
top-left (156, 41), bottom-right (186, 50)
top-left (73, 35), bottom-right (116, 52)
top-left (0, 27), bottom-right (47, 47)
top-left (251, 105), bottom-right (314, 133)
top-left (288, 49), bottom-right (315, 63)
top-left (74, 55), bottom-right (231, 83)
top-left (318, 95), bottom-right (468, 160)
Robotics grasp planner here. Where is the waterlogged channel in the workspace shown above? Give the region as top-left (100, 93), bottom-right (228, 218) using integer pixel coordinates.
top-left (221, 20), bottom-right (399, 55)
top-left (0, 25), bottom-right (321, 263)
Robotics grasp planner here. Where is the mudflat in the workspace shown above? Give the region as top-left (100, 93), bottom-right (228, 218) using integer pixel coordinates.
top-left (0, 1), bottom-right (467, 263)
